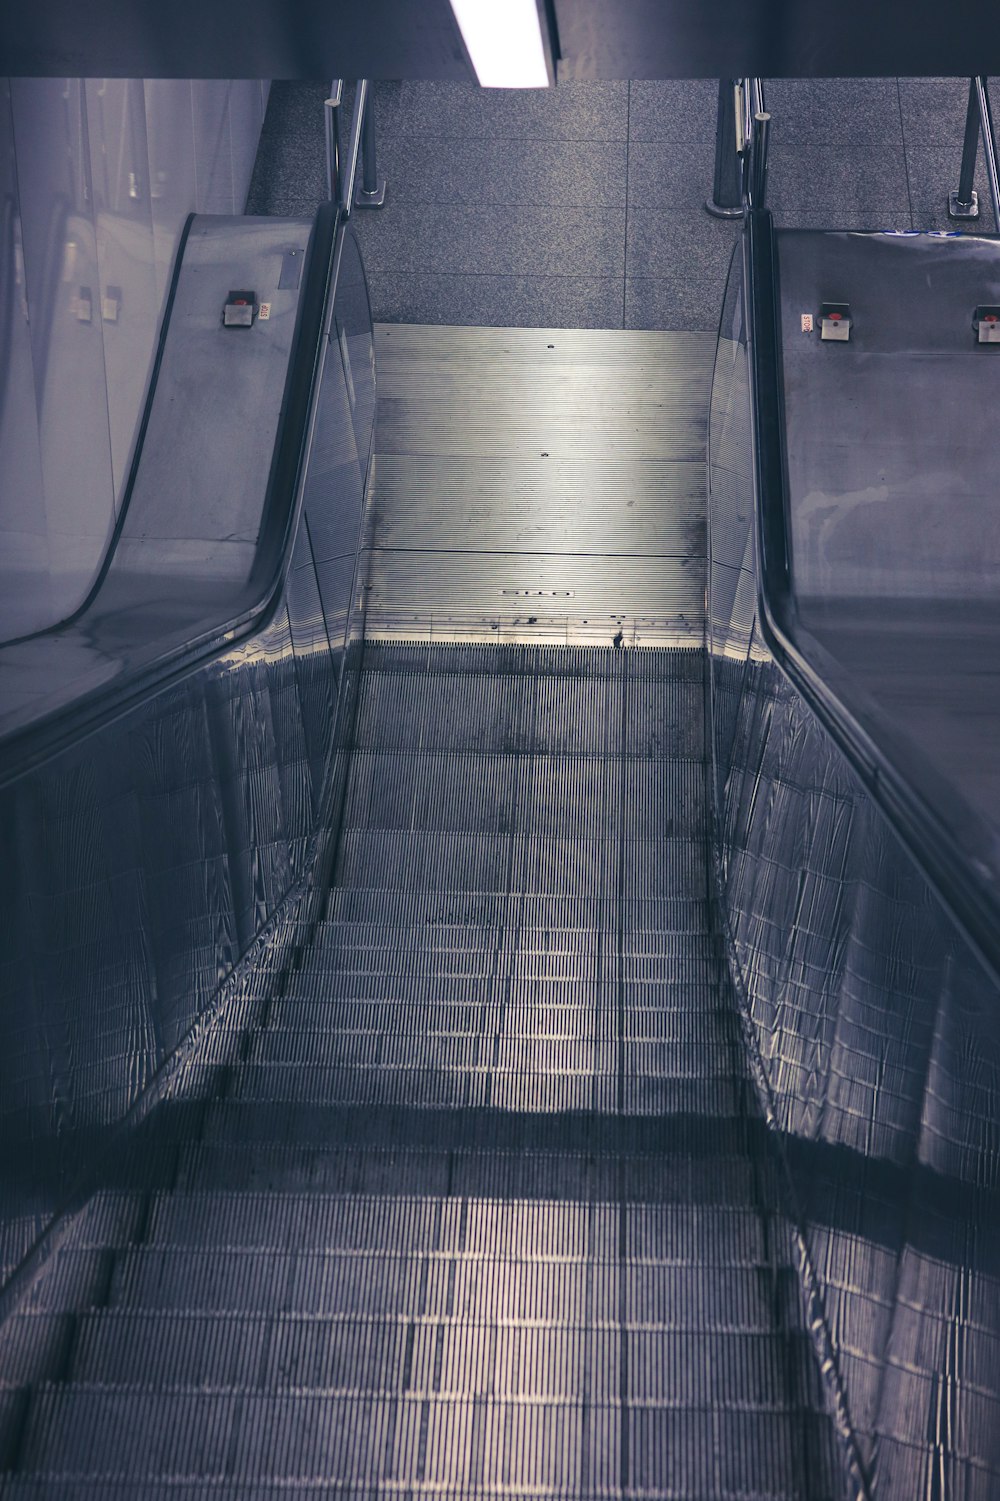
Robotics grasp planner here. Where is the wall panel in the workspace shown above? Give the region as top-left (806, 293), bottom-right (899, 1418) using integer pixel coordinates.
top-left (0, 71), bottom-right (270, 640)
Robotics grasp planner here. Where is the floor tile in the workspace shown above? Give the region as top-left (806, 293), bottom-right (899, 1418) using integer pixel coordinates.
top-left (627, 206), bottom-right (740, 282)
top-left (765, 140), bottom-right (910, 229)
top-left (764, 78), bottom-right (903, 143)
top-left (353, 203), bottom-right (626, 278)
top-left (373, 133), bottom-right (626, 208)
top-left (372, 80), bottom-right (629, 141)
top-left (628, 140), bottom-right (717, 209)
top-left (366, 272), bottom-right (625, 328)
top-left (897, 76), bottom-right (979, 143)
top-left (628, 80), bottom-right (719, 143)
top-left (905, 145), bottom-right (998, 232)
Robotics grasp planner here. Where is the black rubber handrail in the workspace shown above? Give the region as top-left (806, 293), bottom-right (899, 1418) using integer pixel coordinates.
top-left (0, 199), bottom-right (344, 787)
top-left (744, 206), bottom-right (1000, 990)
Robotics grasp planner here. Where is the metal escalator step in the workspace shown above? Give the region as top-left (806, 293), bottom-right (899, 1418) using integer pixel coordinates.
top-left (108, 1243), bottom-right (803, 1326)
top-left (237, 1028), bottom-right (743, 1078)
top-left (355, 641), bottom-right (705, 681)
top-left (0, 1314), bottom-right (76, 1386)
top-left (322, 886), bottom-right (710, 932)
top-left (350, 664), bottom-right (703, 757)
top-left (66, 1308), bottom-right (826, 1411)
top-left (0, 1387), bottom-right (29, 1469)
top-left (192, 1102), bottom-right (760, 1159)
top-left (290, 948), bottom-right (722, 986)
top-left (340, 753), bottom-right (707, 839)
top-left (263, 974), bottom-right (726, 1015)
top-left (219, 1061), bottom-right (746, 1115)
top-left (0, 1479), bottom-right (838, 1501)
top-left (335, 830), bottom-right (707, 896)
top-left (144, 1192), bottom-right (771, 1261)
top-left (15, 1251), bottom-right (113, 1314)
top-left (212, 997), bottom-right (736, 1048)
top-left (15, 1382), bottom-right (836, 1493)
top-left (60, 1193), bottom-right (149, 1251)
top-left (308, 920), bottom-right (715, 962)
top-left (170, 1140), bottom-right (766, 1207)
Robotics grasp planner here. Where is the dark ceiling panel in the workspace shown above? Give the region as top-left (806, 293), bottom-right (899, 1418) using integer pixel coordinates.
top-left (553, 0), bottom-right (1000, 78)
top-left (5, 0), bottom-right (1000, 80)
top-left (0, 0), bottom-right (474, 79)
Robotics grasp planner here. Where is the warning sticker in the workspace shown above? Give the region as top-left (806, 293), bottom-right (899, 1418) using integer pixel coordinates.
top-left (801, 313), bottom-right (814, 332)
top-left (258, 302), bottom-right (271, 321)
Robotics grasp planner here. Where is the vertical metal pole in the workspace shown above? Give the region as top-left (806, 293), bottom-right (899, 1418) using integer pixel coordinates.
top-left (341, 78), bottom-right (369, 216)
top-left (752, 113), bottom-right (771, 210)
top-left (354, 89), bottom-right (387, 208)
top-left (325, 80), bottom-right (344, 208)
top-left (976, 76), bottom-right (1000, 230)
top-left (949, 78), bottom-right (981, 219)
top-left (706, 78), bottom-right (743, 218)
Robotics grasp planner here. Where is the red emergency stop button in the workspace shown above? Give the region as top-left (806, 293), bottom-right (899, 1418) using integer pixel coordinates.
top-left (223, 290), bottom-right (256, 328)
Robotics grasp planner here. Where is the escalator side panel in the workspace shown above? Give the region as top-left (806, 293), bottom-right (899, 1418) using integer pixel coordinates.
top-left (709, 235), bottom-right (1000, 1497)
top-left (0, 233), bottom-right (374, 1298)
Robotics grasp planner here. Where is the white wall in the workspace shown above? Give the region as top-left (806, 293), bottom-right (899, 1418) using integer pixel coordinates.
top-left (0, 78), bottom-right (270, 638)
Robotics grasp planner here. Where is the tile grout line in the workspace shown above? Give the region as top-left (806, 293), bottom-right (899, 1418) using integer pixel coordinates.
top-left (896, 77), bottom-right (915, 231)
top-left (623, 82), bottom-right (631, 330)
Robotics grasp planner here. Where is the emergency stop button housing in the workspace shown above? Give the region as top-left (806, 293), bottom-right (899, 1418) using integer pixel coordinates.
top-left (820, 302), bottom-right (852, 341)
top-left (974, 306), bottom-right (1000, 343)
top-left (223, 290), bottom-right (256, 328)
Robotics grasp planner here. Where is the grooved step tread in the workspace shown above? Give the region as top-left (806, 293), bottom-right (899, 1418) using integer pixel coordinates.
top-left (0, 638), bottom-right (839, 1497)
top-left (16, 1382), bottom-right (837, 1491)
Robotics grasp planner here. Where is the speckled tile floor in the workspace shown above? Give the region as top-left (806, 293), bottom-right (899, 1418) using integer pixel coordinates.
top-left (247, 76), bottom-right (995, 331)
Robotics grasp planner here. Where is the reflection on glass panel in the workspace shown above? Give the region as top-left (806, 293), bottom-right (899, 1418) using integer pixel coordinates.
top-left (192, 81), bottom-right (234, 214)
top-left (229, 80), bottom-right (264, 212)
top-left (777, 228), bottom-right (1000, 868)
top-left (0, 80), bottom-right (49, 639)
top-left (0, 74), bottom-right (269, 643)
top-left (302, 229), bottom-right (376, 654)
top-left (8, 77), bottom-right (116, 633)
top-left (144, 79), bottom-right (196, 305)
top-left (86, 78), bottom-right (160, 509)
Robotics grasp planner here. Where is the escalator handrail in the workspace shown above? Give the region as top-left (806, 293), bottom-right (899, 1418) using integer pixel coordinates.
top-left (0, 198), bottom-right (347, 788)
top-left (744, 205), bottom-right (1000, 990)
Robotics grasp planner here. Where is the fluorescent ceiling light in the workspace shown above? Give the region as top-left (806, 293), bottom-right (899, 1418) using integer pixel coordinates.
top-left (449, 0), bottom-right (551, 88)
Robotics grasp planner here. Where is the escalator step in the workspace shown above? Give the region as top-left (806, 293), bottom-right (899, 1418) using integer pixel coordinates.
top-left (66, 1307), bottom-right (827, 1408)
top-left (217, 1062), bottom-right (747, 1114)
top-left (308, 920), bottom-right (714, 961)
top-left (143, 1192), bottom-right (773, 1260)
top-left (321, 887), bottom-right (710, 930)
top-left (169, 1138), bottom-right (766, 1205)
top-left (335, 830), bottom-right (707, 895)
top-left (15, 1382), bottom-right (837, 1493)
top-left (201, 998), bottom-right (735, 1049)
top-left (108, 1242), bottom-right (804, 1324)
top-left (339, 753), bottom-right (706, 838)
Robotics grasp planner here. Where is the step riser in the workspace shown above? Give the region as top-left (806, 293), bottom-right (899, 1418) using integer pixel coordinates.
top-left (108, 1248), bottom-right (803, 1322)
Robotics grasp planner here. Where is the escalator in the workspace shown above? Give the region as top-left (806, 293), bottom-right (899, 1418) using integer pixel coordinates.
top-left (1, 140), bottom-right (1000, 1501)
top-left (0, 640), bottom-right (842, 1497)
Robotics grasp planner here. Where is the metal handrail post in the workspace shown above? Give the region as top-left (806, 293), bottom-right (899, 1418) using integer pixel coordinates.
top-left (324, 81), bottom-right (344, 206)
top-left (976, 76), bottom-right (1000, 230)
top-left (950, 78), bottom-right (981, 220)
top-left (739, 77), bottom-right (751, 161)
top-left (752, 112), bottom-right (771, 210)
top-left (355, 93), bottom-right (387, 209)
top-left (339, 78), bottom-right (369, 217)
top-left (706, 79), bottom-right (743, 218)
